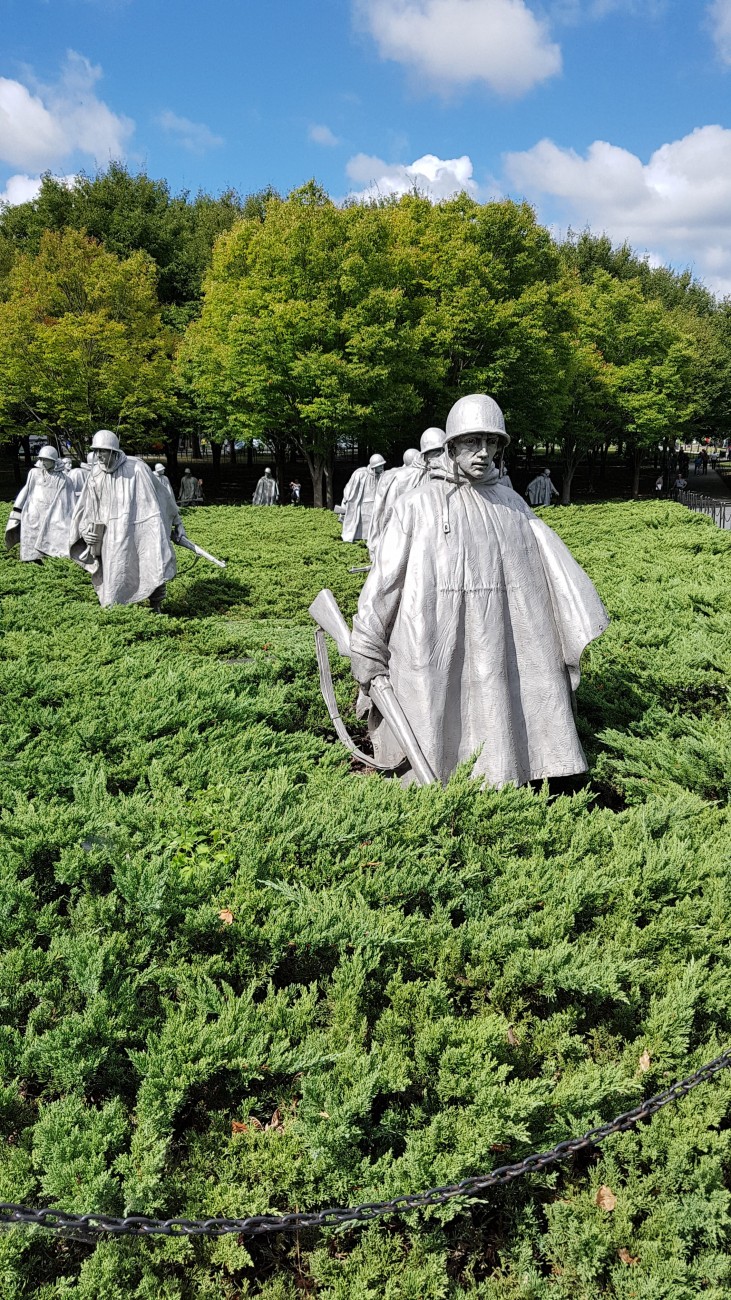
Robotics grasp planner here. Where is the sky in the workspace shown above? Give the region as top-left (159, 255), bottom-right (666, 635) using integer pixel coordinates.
top-left (2, 1), bottom-right (731, 291)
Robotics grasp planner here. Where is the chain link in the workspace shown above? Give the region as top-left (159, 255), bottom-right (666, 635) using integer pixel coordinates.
top-left (2, 1049), bottom-right (730, 1239)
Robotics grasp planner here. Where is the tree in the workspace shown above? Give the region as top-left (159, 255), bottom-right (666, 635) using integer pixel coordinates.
top-left (0, 165), bottom-right (266, 328)
top-left (578, 272), bottom-right (695, 497)
top-left (0, 229), bottom-right (175, 456)
top-left (181, 184), bottom-right (427, 506)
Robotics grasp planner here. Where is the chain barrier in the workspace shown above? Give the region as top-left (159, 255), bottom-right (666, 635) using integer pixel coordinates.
top-left (1, 1049), bottom-right (730, 1240)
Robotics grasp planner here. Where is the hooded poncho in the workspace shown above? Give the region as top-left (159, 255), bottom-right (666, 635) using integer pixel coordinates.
top-left (368, 459), bottom-right (426, 557)
top-left (338, 466), bottom-right (383, 542)
top-left (350, 466), bottom-right (609, 788)
top-left (526, 473), bottom-right (557, 506)
top-left (252, 473), bottom-right (279, 505)
top-left (6, 466), bottom-right (76, 560)
top-left (69, 454), bottom-right (177, 607)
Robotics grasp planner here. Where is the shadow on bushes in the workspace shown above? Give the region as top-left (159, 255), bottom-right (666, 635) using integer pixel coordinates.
top-left (165, 575), bottom-right (252, 617)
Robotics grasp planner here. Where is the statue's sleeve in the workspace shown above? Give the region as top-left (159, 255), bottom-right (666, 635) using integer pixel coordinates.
top-left (350, 505), bottom-right (412, 689)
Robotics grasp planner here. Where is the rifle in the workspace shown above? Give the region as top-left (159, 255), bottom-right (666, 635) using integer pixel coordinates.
top-left (175, 535), bottom-right (226, 568)
top-left (308, 588), bottom-right (437, 787)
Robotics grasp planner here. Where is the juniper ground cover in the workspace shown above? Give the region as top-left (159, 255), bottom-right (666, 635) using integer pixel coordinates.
top-left (1, 500), bottom-right (730, 1298)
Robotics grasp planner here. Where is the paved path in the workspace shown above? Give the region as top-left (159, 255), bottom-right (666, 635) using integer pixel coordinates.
top-left (684, 468), bottom-right (731, 501)
top-left (679, 469), bottom-right (731, 529)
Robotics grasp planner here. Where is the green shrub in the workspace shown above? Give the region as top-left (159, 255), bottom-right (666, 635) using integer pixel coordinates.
top-left (0, 500), bottom-right (730, 1297)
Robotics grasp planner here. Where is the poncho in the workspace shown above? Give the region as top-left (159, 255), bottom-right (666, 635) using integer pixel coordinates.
top-left (69, 454), bottom-right (177, 607)
top-left (6, 466), bottom-right (76, 560)
top-left (252, 474), bottom-right (279, 505)
top-left (178, 473), bottom-right (200, 504)
top-left (526, 474), bottom-right (558, 506)
top-left (350, 468), bottom-right (609, 788)
top-left (368, 459), bottom-right (426, 556)
top-left (338, 466), bottom-right (382, 542)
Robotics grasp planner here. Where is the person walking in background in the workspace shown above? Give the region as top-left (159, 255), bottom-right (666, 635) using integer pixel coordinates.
top-left (289, 479), bottom-right (302, 505)
top-left (701, 448), bottom-right (709, 475)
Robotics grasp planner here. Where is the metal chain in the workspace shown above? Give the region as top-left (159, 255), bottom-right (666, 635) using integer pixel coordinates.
top-left (2, 1049), bottom-right (730, 1239)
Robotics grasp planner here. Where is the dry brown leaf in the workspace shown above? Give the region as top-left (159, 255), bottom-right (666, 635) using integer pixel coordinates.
top-left (507, 1026), bottom-right (519, 1047)
top-left (638, 1049), bottom-right (651, 1073)
top-left (218, 908), bottom-right (234, 925)
top-left (231, 1120), bottom-right (248, 1134)
top-left (618, 1248), bottom-right (639, 1265)
top-left (265, 1108), bottom-right (284, 1132)
top-left (595, 1185), bottom-right (617, 1212)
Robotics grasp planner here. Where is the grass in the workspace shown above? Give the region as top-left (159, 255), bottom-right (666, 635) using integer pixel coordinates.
top-left (0, 499), bottom-right (730, 1298)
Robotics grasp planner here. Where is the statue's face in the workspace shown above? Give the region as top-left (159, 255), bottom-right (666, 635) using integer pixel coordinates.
top-left (38, 457), bottom-right (56, 473)
top-left (372, 462), bottom-right (385, 477)
top-left (95, 448), bottom-right (117, 473)
top-left (450, 434), bottom-right (500, 481)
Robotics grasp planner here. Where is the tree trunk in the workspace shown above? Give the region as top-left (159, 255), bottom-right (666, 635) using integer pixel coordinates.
top-left (560, 465), bottom-right (575, 505)
top-left (211, 441), bottom-right (222, 472)
top-left (21, 434), bottom-right (32, 467)
top-left (247, 443), bottom-right (254, 466)
top-left (323, 449), bottom-right (336, 510)
top-left (274, 444), bottom-right (288, 500)
top-left (192, 432), bottom-right (201, 458)
top-left (303, 450), bottom-right (325, 508)
top-left (229, 440), bottom-right (237, 463)
top-left (632, 445), bottom-right (642, 499)
top-left (164, 430), bottom-right (179, 476)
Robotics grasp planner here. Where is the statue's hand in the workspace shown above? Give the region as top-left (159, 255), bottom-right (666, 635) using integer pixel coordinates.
top-left (172, 523), bottom-right (187, 544)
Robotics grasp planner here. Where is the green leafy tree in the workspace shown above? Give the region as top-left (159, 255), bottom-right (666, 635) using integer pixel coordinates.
top-left (0, 165), bottom-right (266, 328)
top-left (181, 183), bottom-right (428, 506)
top-left (578, 272), bottom-right (695, 496)
top-left (0, 229), bottom-right (175, 456)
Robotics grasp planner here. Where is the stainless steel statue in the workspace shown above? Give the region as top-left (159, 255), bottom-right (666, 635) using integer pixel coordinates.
top-left (312, 395), bottom-right (608, 789)
top-left (368, 431), bottom-right (447, 557)
top-left (526, 468), bottom-right (559, 506)
top-left (252, 467), bottom-right (279, 505)
top-left (69, 430), bottom-right (186, 610)
top-left (178, 468), bottom-right (201, 505)
top-left (4, 445), bottom-right (76, 561)
top-left (335, 453), bottom-right (386, 542)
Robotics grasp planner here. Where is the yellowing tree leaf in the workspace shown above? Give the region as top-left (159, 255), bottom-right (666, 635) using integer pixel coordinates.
top-left (218, 908), bottom-right (234, 924)
top-left (638, 1049), bottom-right (651, 1073)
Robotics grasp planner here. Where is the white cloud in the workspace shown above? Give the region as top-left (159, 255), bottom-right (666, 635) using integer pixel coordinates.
top-left (157, 110), bottom-right (224, 154)
top-left (0, 174), bottom-right (43, 206)
top-left (308, 123), bottom-right (341, 147)
top-left (708, 0), bottom-right (731, 62)
top-left (346, 150), bottom-right (479, 200)
top-left (0, 51), bottom-right (133, 172)
top-left (355, 0), bottom-right (562, 96)
top-left (503, 125), bottom-right (731, 293)
top-left (0, 172), bottom-right (77, 209)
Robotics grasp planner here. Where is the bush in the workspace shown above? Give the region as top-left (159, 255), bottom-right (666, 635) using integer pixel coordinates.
top-left (0, 500), bottom-right (730, 1297)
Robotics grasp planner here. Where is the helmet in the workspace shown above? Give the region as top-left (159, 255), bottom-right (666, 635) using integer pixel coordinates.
top-left (183, 467), bottom-right (192, 475)
top-left (91, 430), bottom-right (120, 452)
top-left (37, 445), bottom-right (59, 464)
top-left (419, 427), bottom-right (446, 456)
top-left (263, 467), bottom-right (272, 475)
top-left (402, 448), bottom-right (419, 466)
top-left (368, 453), bottom-right (386, 468)
top-left (154, 463), bottom-right (165, 474)
top-left (445, 395), bottom-right (510, 445)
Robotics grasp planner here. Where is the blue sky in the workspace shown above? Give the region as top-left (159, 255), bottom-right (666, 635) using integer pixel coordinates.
top-left (2, 1), bottom-right (731, 290)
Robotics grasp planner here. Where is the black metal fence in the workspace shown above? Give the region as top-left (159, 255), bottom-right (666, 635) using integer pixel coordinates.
top-left (676, 489), bottom-right (731, 530)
